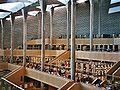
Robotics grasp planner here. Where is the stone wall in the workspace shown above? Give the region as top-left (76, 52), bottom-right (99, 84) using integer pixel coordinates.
top-left (0, 0), bottom-right (120, 48)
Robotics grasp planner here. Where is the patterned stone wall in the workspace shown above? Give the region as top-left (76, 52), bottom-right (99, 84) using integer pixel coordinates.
top-left (0, 0), bottom-right (120, 48)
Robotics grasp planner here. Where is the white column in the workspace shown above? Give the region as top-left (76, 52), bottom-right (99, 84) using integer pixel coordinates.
top-left (1, 20), bottom-right (4, 62)
top-left (81, 63), bottom-right (84, 72)
top-left (90, 0), bottom-right (94, 51)
top-left (107, 45), bottom-right (110, 50)
top-left (113, 45), bottom-right (115, 51)
top-left (92, 62), bottom-right (96, 75)
top-left (70, 0), bottom-right (76, 81)
top-left (102, 45), bottom-right (105, 51)
top-left (66, 2), bottom-right (70, 50)
top-left (39, 0), bottom-right (47, 72)
top-left (113, 34), bottom-right (115, 51)
top-left (37, 13), bottom-right (41, 39)
top-left (97, 44), bottom-right (100, 51)
top-left (98, 0), bottom-right (101, 37)
top-left (50, 7), bottom-right (54, 49)
top-left (10, 15), bottom-right (15, 64)
top-left (22, 9), bottom-right (28, 67)
top-left (86, 63), bottom-right (89, 73)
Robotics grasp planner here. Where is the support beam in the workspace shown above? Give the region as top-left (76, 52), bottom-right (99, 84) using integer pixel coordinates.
top-left (98, 0), bottom-right (101, 37)
top-left (39, 0), bottom-right (47, 72)
top-left (10, 14), bottom-right (15, 64)
top-left (66, 2), bottom-right (70, 50)
top-left (41, 11), bottom-right (46, 71)
top-left (70, 0), bottom-right (76, 81)
top-left (39, 0), bottom-right (47, 88)
top-left (50, 7), bottom-right (54, 49)
top-left (37, 13), bottom-right (41, 39)
top-left (90, 0), bottom-right (94, 51)
top-left (1, 19), bottom-right (4, 62)
top-left (22, 9), bottom-right (28, 67)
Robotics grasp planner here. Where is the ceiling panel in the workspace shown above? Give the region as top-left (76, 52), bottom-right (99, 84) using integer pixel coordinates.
top-left (0, 12), bottom-right (10, 19)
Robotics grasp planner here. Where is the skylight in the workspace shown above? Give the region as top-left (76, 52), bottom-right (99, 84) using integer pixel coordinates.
top-left (109, 6), bottom-right (120, 14)
top-left (28, 11), bottom-right (40, 16)
top-left (0, 1), bottom-right (37, 13)
top-left (57, 0), bottom-right (69, 5)
top-left (110, 0), bottom-right (120, 4)
top-left (46, 4), bottom-right (59, 12)
top-left (7, 0), bottom-right (38, 3)
top-left (77, 0), bottom-right (88, 3)
top-left (0, 12), bottom-right (10, 19)
top-left (6, 15), bottom-right (23, 20)
top-left (58, 0), bottom-right (87, 4)
top-left (0, 2), bottom-right (25, 13)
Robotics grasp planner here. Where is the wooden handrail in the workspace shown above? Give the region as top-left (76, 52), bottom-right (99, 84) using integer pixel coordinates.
top-left (107, 61), bottom-right (120, 75)
top-left (4, 67), bottom-right (25, 85)
top-left (113, 67), bottom-right (120, 76)
top-left (67, 83), bottom-right (82, 90)
top-left (59, 81), bottom-right (74, 90)
top-left (48, 50), bottom-right (70, 65)
top-left (4, 67), bottom-right (23, 79)
top-left (67, 83), bottom-right (102, 90)
top-left (76, 51), bottom-right (120, 62)
top-left (26, 38), bottom-right (114, 45)
top-left (4, 50), bottom-right (65, 57)
top-left (2, 78), bottom-right (24, 90)
top-left (25, 68), bottom-right (72, 89)
top-left (8, 63), bottom-right (21, 71)
top-left (1, 50), bottom-right (120, 62)
top-left (0, 62), bottom-right (8, 70)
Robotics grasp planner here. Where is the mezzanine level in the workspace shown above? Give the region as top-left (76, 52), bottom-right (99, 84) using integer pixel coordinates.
top-left (0, 50), bottom-right (120, 62)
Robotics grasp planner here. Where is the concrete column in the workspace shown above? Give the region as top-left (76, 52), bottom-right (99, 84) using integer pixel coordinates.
top-left (97, 44), bottom-right (100, 51)
top-left (119, 34), bottom-right (120, 38)
top-left (1, 20), bottom-right (4, 62)
top-left (66, 2), bottom-right (70, 50)
top-left (86, 63), bottom-right (89, 73)
top-left (81, 63), bottom-right (84, 72)
top-left (102, 45), bottom-right (105, 51)
top-left (39, 0), bottom-right (47, 72)
top-left (90, 0), bottom-right (94, 51)
top-left (107, 45), bottom-right (110, 50)
top-left (113, 45), bottom-right (115, 51)
top-left (112, 34), bottom-right (115, 51)
top-left (22, 9), bottom-right (28, 67)
top-left (70, 0), bottom-right (76, 81)
top-left (37, 14), bottom-right (41, 39)
top-left (50, 7), bottom-right (54, 49)
top-left (92, 62), bottom-right (96, 75)
top-left (41, 12), bottom-right (46, 71)
top-left (98, 0), bottom-right (101, 37)
top-left (113, 34), bottom-right (115, 38)
top-left (10, 15), bottom-right (15, 64)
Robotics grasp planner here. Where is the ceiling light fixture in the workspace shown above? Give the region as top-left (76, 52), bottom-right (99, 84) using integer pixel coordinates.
top-left (77, 0), bottom-right (88, 3)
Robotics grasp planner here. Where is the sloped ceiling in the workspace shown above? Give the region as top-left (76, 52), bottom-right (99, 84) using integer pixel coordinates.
top-left (0, 0), bottom-right (61, 4)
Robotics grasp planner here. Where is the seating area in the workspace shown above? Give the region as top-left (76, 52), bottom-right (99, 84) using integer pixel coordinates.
top-left (0, 62), bottom-right (119, 90)
top-left (1, 49), bottom-right (120, 89)
top-left (16, 38), bottom-right (119, 52)
top-left (0, 0), bottom-right (120, 90)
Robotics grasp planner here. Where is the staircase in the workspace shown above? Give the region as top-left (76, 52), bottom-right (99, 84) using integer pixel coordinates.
top-left (48, 50), bottom-right (70, 65)
top-left (107, 61), bottom-right (120, 75)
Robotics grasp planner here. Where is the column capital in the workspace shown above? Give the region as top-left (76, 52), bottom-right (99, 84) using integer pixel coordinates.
top-left (71, 0), bottom-right (76, 2)
top-left (66, 1), bottom-right (71, 11)
top-left (90, 0), bottom-right (95, 5)
top-left (39, 0), bottom-right (47, 13)
top-left (50, 7), bottom-right (54, 15)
